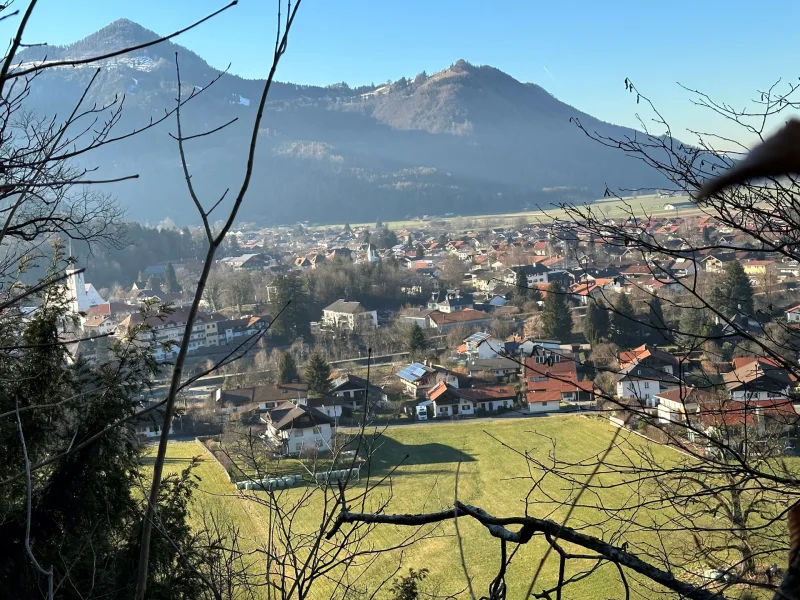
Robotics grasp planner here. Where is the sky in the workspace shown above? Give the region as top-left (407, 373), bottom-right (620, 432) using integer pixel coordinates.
top-left (14, 0), bottom-right (800, 146)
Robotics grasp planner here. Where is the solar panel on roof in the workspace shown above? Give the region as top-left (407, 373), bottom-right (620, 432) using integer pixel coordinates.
top-left (465, 332), bottom-right (491, 344)
top-left (397, 363), bottom-right (429, 382)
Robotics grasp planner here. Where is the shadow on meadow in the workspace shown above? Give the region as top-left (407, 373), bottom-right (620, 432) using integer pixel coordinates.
top-left (349, 432), bottom-right (477, 478)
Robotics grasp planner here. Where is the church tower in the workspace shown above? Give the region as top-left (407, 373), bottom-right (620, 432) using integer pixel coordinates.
top-left (65, 260), bottom-right (89, 314)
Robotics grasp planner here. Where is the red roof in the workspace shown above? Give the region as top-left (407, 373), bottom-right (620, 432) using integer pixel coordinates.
top-left (428, 381), bottom-right (449, 401)
top-left (524, 356), bottom-right (593, 404)
top-left (699, 398), bottom-right (797, 427)
top-left (457, 385), bottom-right (517, 401)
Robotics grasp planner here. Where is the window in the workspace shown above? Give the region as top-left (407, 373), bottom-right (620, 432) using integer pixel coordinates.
top-left (312, 426), bottom-right (322, 434)
top-left (294, 429), bottom-right (303, 437)
top-left (439, 406), bottom-right (447, 413)
top-left (541, 402), bottom-right (548, 406)
top-left (644, 382), bottom-right (650, 389)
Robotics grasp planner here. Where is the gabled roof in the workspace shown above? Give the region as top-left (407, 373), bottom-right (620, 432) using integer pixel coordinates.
top-left (428, 308), bottom-right (491, 326)
top-left (397, 362), bottom-right (434, 383)
top-left (268, 402), bottom-right (334, 430)
top-left (654, 386), bottom-right (712, 406)
top-left (619, 344), bottom-right (679, 368)
top-left (617, 363), bottom-right (681, 384)
top-left (324, 299), bottom-right (370, 314)
top-left (723, 357), bottom-right (795, 391)
top-left (698, 397), bottom-right (797, 428)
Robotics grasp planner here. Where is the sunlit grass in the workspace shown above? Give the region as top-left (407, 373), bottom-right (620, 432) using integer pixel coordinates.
top-left (153, 416), bottom-right (699, 598)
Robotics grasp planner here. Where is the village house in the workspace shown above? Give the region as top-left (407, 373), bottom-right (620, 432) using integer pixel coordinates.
top-left (329, 373), bottom-right (387, 409)
top-left (466, 357), bottom-right (521, 381)
top-left (424, 381), bottom-right (517, 418)
top-left (786, 304), bottom-right (800, 323)
top-left (397, 362), bottom-right (461, 398)
top-left (116, 307), bottom-right (212, 361)
top-left (81, 315), bottom-right (115, 337)
top-left (262, 402), bottom-right (335, 455)
top-left (218, 253), bottom-right (267, 271)
top-left (503, 264), bottom-right (550, 287)
top-left (131, 403), bottom-right (174, 439)
top-left (742, 259), bottom-right (774, 278)
top-left (723, 357), bottom-right (795, 402)
top-left (218, 315), bottom-right (271, 345)
top-left (427, 308), bottom-right (492, 332)
top-left (399, 307), bottom-right (436, 329)
top-left (322, 299), bottom-right (378, 330)
top-left (524, 356), bottom-right (593, 413)
top-left (463, 331), bottom-right (507, 359)
top-left (213, 383), bottom-right (309, 419)
top-left (655, 387), bottom-right (708, 425)
top-left (427, 289), bottom-right (474, 313)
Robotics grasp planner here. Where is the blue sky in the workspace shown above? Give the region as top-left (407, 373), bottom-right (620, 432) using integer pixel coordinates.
top-left (15, 0), bottom-right (800, 145)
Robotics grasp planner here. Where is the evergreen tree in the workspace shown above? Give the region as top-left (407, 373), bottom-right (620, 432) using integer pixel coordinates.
top-left (515, 268), bottom-right (529, 299)
top-left (583, 298), bottom-right (610, 345)
top-left (278, 351), bottom-right (299, 384)
top-left (268, 275), bottom-right (311, 341)
top-left (677, 306), bottom-right (707, 349)
top-left (375, 217), bottom-right (383, 229)
top-left (163, 262), bottom-right (181, 293)
top-left (145, 274), bottom-right (161, 291)
top-left (646, 296), bottom-right (672, 344)
top-left (137, 269), bottom-right (145, 284)
top-left (720, 261), bottom-right (754, 316)
top-left (305, 350), bottom-right (332, 396)
top-left (0, 279), bottom-right (209, 598)
top-left (408, 323), bottom-right (428, 359)
top-left (344, 222), bottom-right (352, 234)
top-left (610, 293), bottom-right (638, 348)
top-left (541, 281), bottom-right (572, 340)
top-left (415, 245), bottom-right (425, 258)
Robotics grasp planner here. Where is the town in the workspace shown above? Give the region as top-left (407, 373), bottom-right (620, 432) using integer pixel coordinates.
top-left (58, 205), bottom-right (799, 460)
top-left (5, 4), bottom-right (800, 599)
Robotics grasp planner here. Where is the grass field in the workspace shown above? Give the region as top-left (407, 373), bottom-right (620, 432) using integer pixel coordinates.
top-left (314, 193), bottom-right (701, 231)
top-left (155, 416), bottom-right (689, 599)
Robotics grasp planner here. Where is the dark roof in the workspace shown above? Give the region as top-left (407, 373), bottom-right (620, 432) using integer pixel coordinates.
top-left (323, 299), bottom-right (369, 314)
top-left (467, 357), bottom-right (520, 371)
top-left (330, 373), bottom-right (381, 393)
top-left (219, 383), bottom-right (308, 406)
top-left (617, 363), bottom-right (681, 384)
top-left (268, 402), bottom-right (334, 430)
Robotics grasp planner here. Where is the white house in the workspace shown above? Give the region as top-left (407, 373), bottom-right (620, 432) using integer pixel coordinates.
top-left (427, 381), bottom-right (516, 417)
top-left (786, 304), bottom-right (800, 323)
top-left (722, 357), bottom-right (793, 402)
top-left (616, 363), bottom-right (681, 407)
top-left (322, 299), bottom-right (378, 330)
top-left (655, 387), bottom-right (704, 424)
top-left (464, 332), bottom-right (506, 359)
top-left (132, 405), bottom-right (174, 439)
top-left (263, 402), bottom-right (335, 455)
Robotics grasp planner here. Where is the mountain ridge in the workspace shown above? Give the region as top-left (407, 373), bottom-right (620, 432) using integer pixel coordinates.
top-left (14, 21), bottom-right (667, 225)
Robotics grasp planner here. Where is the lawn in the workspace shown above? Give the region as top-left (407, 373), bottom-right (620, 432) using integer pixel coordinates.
top-left (154, 416), bottom-right (690, 599)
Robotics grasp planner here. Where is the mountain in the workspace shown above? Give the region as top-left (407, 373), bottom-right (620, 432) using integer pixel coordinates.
top-left (15, 21), bottom-right (666, 225)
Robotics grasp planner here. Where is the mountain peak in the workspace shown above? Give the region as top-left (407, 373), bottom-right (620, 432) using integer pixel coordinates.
top-left (79, 18), bottom-right (160, 48)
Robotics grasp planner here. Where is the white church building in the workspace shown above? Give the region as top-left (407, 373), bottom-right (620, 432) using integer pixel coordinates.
top-left (66, 265), bottom-right (105, 315)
